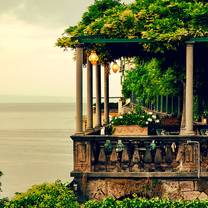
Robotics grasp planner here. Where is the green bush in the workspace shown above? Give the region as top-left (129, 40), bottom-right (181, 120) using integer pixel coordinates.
top-left (0, 198), bottom-right (9, 208)
top-left (5, 181), bottom-right (79, 208)
top-left (0, 171), bottom-right (9, 208)
top-left (84, 196), bottom-right (208, 208)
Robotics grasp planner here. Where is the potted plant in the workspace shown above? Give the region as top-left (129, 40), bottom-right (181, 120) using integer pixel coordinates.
top-left (111, 109), bottom-right (160, 136)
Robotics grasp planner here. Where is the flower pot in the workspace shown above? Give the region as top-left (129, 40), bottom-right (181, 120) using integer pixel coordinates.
top-left (113, 125), bottom-right (148, 136)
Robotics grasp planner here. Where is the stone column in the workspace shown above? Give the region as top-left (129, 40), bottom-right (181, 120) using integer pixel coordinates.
top-left (104, 63), bottom-right (110, 125)
top-left (75, 46), bottom-right (83, 134)
top-left (86, 59), bottom-right (93, 130)
top-left (95, 64), bottom-right (101, 127)
top-left (185, 43), bottom-right (194, 135)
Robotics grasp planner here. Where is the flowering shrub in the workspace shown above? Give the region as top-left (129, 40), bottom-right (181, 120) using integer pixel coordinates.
top-left (111, 111), bottom-right (159, 127)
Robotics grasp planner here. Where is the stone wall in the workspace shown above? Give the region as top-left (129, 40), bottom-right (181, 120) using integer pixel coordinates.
top-left (78, 178), bottom-right (208, 201)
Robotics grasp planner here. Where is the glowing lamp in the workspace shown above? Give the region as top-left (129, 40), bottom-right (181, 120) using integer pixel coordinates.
top-left (89, 51), bottom-right (99, 65)
top-left (112, 62), bottom-right (120, 73)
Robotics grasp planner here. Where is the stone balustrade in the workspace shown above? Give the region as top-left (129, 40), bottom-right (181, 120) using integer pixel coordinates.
top-left (71, 135), bottom-right (208, 201)
top-left (71, 135), bottom-right (208, 175)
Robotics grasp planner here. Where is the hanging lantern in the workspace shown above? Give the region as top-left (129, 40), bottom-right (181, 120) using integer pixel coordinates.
top-left (112, 62), bottom-right (120, 73)
top-left (89, 51), bottom-right (99, 65)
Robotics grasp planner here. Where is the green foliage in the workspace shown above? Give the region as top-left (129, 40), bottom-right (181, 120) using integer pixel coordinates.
top-left (56, 0), bottom-right (122, 50)
top-left (5, 181), bottom-right (79, 208)
top-left (0, 198), bottom-right (9, 208)
top-left (56, 0), bottom-right (208, 117)
top-left (57, 0), bottom-right (208, 57)
top-left (0, 171), bottom-right (9, 208)
top-left (0, 171), bottom-right (2, 193)
top-left (84, 196), bottom-right (208, 208)
top-left (122, 58), bottom-right (180, 101)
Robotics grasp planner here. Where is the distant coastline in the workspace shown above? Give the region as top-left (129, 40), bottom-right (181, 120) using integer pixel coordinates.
top-left (0, 95), bottom-right (75, 103)
top-left (0, 103), bottom-right (75, 112)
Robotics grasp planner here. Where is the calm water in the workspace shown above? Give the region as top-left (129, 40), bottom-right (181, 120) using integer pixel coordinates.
top-left (0, 103), bottom-right (75, 198)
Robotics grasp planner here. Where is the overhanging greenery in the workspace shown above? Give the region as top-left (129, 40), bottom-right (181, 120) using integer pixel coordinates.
top-left (56, 0), bottom-right (208, 118)
top-left (57, 0), bottom-right (208, 60)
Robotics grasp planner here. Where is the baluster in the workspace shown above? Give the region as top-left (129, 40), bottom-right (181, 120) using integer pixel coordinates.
top-left (92, 141), bottom-right (100, 171)
top-left (171, 142), bottom-right (178, 170)
top-left (165, 143), bottom-right (173, 171)
top-left (171, 142), bottom-right (177, 158)
top-left (144, 143), bottom-right (152, 171)
top-left (116, 140), bottom-right (124, 172)
top-left (122, 144), bottom-right (129, 171)
top-left (139, 141), bottom-right (145, 170)
top-left (98, 143), bottom-right (105, 171)
top-left (154, 144), bottom-right (163, 171)
top-left (150, 140), bottom-right (156, 163)
top-left (110, 143), bottom-right (117, 172)
top-left (126, 140), bottom-right (134, 169)
top-left (104, 140), bottom-right (113, 172)
top-left (201, 142), bottom-right (207, 158)
top-left (201, 142), bottom-right (207, 171)
top-left (131, 142), bottom-right (140, 172)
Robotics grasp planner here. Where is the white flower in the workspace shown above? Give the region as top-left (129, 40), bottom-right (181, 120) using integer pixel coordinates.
top-left (119, 116), bottom-right (122, 119)
top-left (155, 119), bottom-right (160, 123)
top-left (145, 121), bottom-right (149, 125)
top-left (128, 111), bottom-right (131, 114)
top-left (147, 118), bottom-right (152, 122)
top-left (152, 115), bottom-right (156, 119)
top-left (141, 115), bottom-right (144, 118)
top-left (148, 112), bottom-right (153, 115)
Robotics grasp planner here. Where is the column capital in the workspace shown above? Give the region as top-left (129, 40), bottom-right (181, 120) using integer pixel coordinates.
top-left (75, 43), bottom-right (84, 48)
top-left (186, 41), bottom-right (195, 46)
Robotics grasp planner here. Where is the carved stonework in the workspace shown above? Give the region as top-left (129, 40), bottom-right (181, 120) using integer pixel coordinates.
top-left (74, 141), bottom-right (91, 172)
top-left (87, 179), bottom-right (162, 200)
top-left (85, 178), bottom-right (208, 201)
top-left (175, 143), bottom-right (198, 172)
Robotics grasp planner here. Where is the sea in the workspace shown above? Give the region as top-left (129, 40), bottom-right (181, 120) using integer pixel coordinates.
top-left (0, 103), bottom-right (75, 198)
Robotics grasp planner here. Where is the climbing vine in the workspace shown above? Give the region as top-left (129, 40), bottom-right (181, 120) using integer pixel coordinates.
top-left (56, 0), bottom-right (208, 117)
top-left (56, 0), bottom-right (208, 58)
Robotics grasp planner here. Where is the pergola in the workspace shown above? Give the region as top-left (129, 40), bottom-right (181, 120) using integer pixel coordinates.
top-left (74, 36), bottom-right (208, 135)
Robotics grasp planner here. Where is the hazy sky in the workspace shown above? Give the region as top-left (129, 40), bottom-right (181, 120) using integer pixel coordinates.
top-left (0, 0), bottom-right (128, 101)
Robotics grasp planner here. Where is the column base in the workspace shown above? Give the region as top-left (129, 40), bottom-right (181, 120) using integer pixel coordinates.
top-left (86, 127), bottom-right (93, 131)
top-left (75, 131), bottom-right (84, 136)
top-left (182, 130), bottom-right (195, 135)
top-left (180, 128), bottom-right (186, 135)
top-left (85, 128), bottom-right (94, 134)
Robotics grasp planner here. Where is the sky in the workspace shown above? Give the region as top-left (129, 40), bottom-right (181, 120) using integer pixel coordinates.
top-left (0, 0), bottom-right (130, 102)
